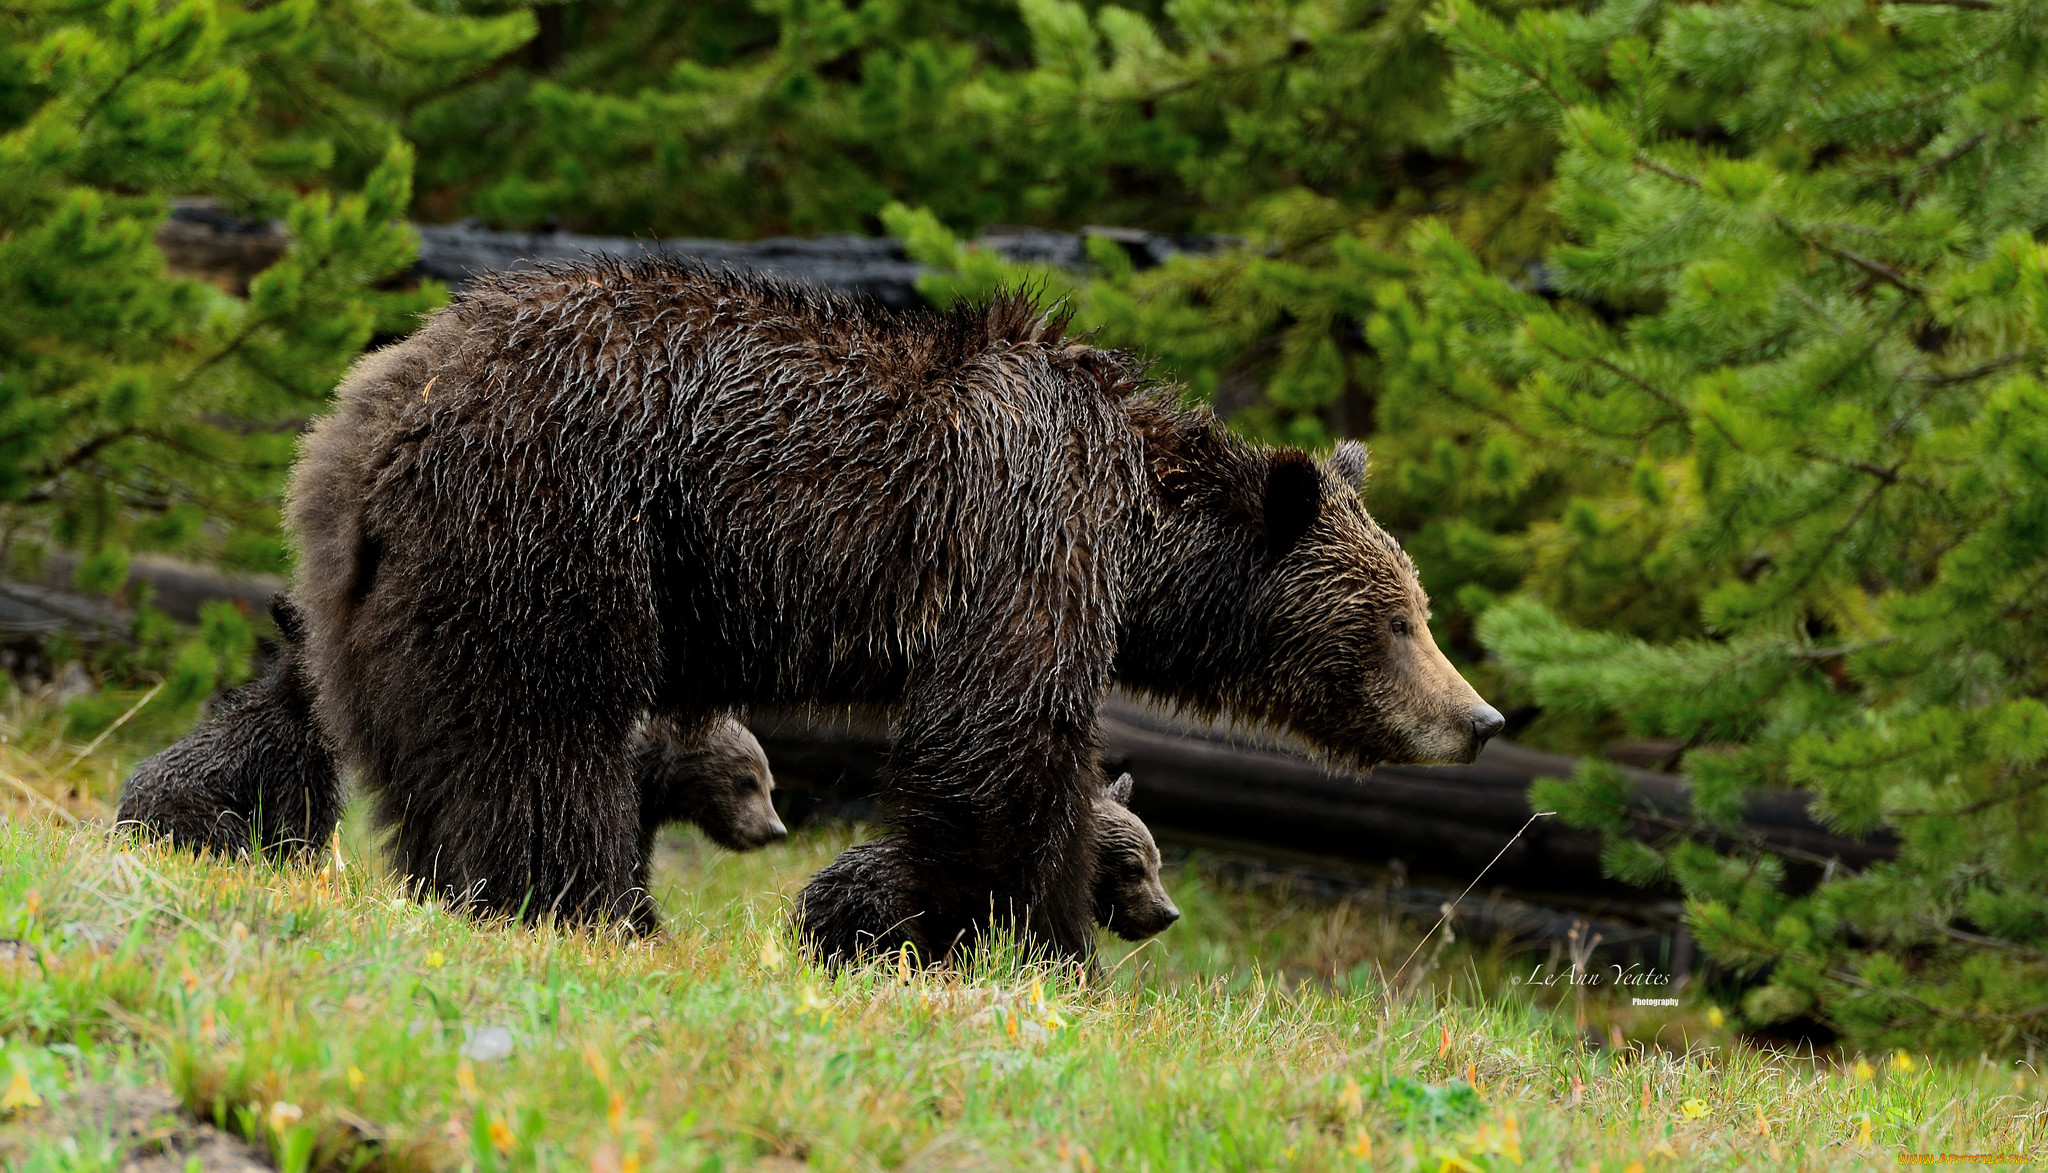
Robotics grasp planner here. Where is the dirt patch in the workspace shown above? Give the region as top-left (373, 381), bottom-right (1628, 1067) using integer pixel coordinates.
top-left (2, 1081), bottom-right (269, 1171)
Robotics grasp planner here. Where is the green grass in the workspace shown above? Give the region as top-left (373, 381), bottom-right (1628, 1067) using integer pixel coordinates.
top-left (1, 688), bottom-right (2043, 1171)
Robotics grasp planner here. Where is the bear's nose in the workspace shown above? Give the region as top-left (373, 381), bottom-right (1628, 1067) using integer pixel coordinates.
top-left (1162, 903), bottom-right (1181, 924)
top-left (1469, 704), bottom-right (1506, 744)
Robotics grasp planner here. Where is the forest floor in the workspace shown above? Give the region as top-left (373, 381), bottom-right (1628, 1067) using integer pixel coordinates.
top-left (0, 687), bottom-right (2042, 1172)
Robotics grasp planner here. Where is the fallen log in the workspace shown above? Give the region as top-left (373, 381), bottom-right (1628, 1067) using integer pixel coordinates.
top-left (749, 694), bottom-right (1897, 921)
top-left (157, 202), bottom-right (1232, 308)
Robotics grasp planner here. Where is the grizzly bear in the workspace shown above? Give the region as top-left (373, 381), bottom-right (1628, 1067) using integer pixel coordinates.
top-left (276, 260), bottom-right (1499, 957)
top-left (800, 772), bottom-right (1178, 965)
top-left (114, 596), bottom-right (339, 856)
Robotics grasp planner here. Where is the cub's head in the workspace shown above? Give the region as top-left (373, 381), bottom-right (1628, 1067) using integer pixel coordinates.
top-left (1092, 772), bottom-right (1179, 941)
top-left (687, 717), bottom-right (788, 852)
top-left (1123, 406), bottom-right (1504, 767)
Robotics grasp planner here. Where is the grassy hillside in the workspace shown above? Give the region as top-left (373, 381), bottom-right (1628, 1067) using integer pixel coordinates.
top-left (0, 689), bottom-right (2041, 1171)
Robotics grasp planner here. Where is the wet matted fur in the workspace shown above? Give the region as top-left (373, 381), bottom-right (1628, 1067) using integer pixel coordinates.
top-left (114, 597), bottom-right (340, 857)
top-left (281, 259), bottom-right (1499, 955)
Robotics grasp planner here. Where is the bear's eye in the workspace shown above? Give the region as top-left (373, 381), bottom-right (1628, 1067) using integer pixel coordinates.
top-left (1390, 618), bottom-right (1411, 636)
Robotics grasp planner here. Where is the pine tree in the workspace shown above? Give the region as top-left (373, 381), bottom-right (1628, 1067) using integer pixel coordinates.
top-left (409, 1), bottom-right (1546, 245)
top-left (0, 0), bottom-right (528, 716)
top-left (1375, 0), bottom-right (2048, 1050)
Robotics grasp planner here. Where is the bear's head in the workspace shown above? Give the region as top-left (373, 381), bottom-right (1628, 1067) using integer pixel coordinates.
top-left (1121, 405), bottom-right (1504, 768)
top-left (1092, 772), bottom-right (1179, 941)
top-left (685, 717), bottom-right (789, 852)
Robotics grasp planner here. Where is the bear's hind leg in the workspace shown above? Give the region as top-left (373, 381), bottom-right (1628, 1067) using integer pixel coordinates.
top-left (373, 693), bottom-right (656, 934)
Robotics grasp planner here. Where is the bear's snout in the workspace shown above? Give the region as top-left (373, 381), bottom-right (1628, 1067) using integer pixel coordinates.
top-left (751, 808), bottom-right (790, 847)
top-left (1468, 703), bottom-right (1505, 750)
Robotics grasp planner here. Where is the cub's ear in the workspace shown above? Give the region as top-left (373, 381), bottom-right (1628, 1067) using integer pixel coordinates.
top-left (1330, 440), bottom-right (1368, 493)
top-left (1264, 449), bottom-right (1323, 558)
top-left (268, 593), bottom-right (305, 645)
top-left (1105, 772), bottom-right (1136, 807)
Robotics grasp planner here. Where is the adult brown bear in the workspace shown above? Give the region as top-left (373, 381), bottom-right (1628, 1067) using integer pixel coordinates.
top-left (282, 260), bottom-right (1500, 955)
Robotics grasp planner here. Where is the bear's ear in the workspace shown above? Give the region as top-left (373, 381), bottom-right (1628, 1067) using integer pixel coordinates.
top-left (1263, 450), bottom-right (1323, 558)
top-left (268, 593), bottom-right (305, 645)
top-left (1330, 440), bottom-right (1368, 494)
top-left (1105, 772), bottom-right (1135, 807)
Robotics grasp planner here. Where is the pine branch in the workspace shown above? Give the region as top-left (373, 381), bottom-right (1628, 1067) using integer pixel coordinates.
top-left (1626, 807), bottom-right (1857, 871)
top-left (1892, 772), bottom-right (2048, 819)
top-left (1885, 0), bottom-right (1996, 10)
top-left (1914, 352), bottom-right (2028, 386)
top-left (1773, 215), bottom-right (1928, 297)
top-left (1921, 918), bottom-right (2048, 961)
top-left (1632, 153), bottom-right (1700, 189)
top-left (1829, 968), bottom-right (2048, 1027)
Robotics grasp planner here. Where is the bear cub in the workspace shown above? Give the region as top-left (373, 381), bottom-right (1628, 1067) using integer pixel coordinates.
top-left (115, 596), bottom-right (339, 856)
top-left (800, 772), bottom-right (1178, 965)
top-left (635, 713), bottom-right (787, 868)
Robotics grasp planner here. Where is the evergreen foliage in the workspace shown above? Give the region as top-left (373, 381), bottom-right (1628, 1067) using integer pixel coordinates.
top-left (1402, 0), bottom-right (2048, 1049)
top-left (412, 0), bottom-right (1548, 247)
top-left (0, 0), bottom-right (527, 710)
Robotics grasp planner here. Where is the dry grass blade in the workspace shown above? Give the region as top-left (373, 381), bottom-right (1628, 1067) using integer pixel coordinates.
top-left (58, 680), bottom-right (165, 775)
top-left (1387, 810), bottom-right (1555, 995)
top-left (0, 765), bottom-right (79, 823)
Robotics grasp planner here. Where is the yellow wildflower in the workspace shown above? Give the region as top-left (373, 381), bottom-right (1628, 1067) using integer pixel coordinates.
top-left (1891, 1050), bottom-right (1915, 1073)
top-left (425, 950), bottom-right (446, 969)
top-left (1680, 1098), bottom-right (1709, 1120)
top-left (798, 986), bottom-right (833, 1022)
top-left (758, 937), bottom-right (784, 972)
top-left (582, 1042), bottom-right (611, 1088)
top-left (347, 1065), bottom-right (365, 1091)
top-left (489, 1115), bottom-right (517, 1155)
top-left (1706, 1006), bottom-right (1725, 1028)
top-left (1624, 1164), bottom-right (1646, 1173)
top-left (607, 1090), bottom-right (626, 1134)
top-left (1853, 1058), bottom-right (1875, 1081)
top-left (455, 1059), bottom-right (477, 1098)
top-left (2, 1063), bottom-right (41, 1112)
top-left (1346, 1128), bottom-right (1372, 1158)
